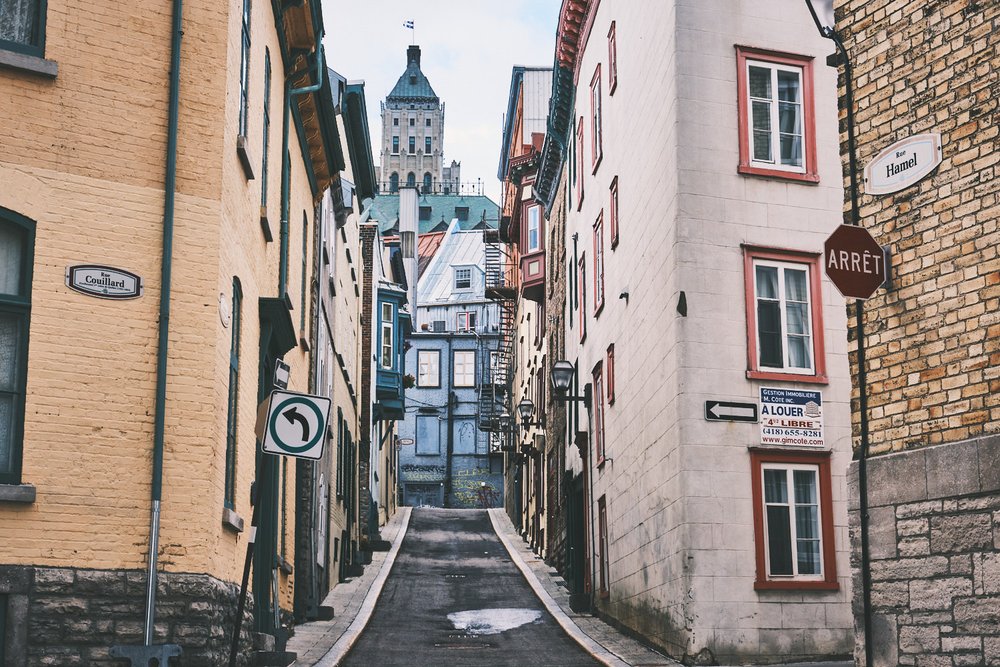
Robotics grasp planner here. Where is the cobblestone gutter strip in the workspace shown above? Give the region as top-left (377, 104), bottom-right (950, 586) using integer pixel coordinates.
top-left (488, 508), bottom-right (677, 667)
top-left (288, 507), bottom-right (412, 666)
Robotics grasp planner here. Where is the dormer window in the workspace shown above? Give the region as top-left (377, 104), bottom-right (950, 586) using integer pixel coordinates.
top-left (454, 268), bottom-right (472, 290)
top-left (455, 206), bottom-right (469, 222)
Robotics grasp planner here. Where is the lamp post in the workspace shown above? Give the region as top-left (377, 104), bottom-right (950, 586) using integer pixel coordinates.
top-left (803, 2), bottom-right (874, 665)
top-left (550, 360), bottom-right (596, 609)
top-left (517, 398), bottom-right (546, 429)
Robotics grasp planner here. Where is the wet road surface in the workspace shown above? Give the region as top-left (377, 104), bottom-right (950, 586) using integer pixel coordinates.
top-left (341, 508), bottom-right (601, 666)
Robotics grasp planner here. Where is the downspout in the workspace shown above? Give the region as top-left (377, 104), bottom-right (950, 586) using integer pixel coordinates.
top-left (145, 0), bottom-right (183, 645)
top-left (444, 339), bottom-right (455, 508)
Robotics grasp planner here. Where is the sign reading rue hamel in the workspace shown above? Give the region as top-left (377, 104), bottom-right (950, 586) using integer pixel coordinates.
top-left (863, 133), bottom-right (942, 195)
top-left (66, 265), bottom-right (143, 299)
top-left (824, 225), bottom-right (886, 300)
top-left (260, 390), bottom-right (331, 460)
top-left (759, 387), bottom-right (823, 447)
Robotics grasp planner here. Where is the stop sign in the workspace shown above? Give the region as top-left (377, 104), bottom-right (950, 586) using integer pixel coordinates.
top-left (824, 225), bottom-right (886, 300)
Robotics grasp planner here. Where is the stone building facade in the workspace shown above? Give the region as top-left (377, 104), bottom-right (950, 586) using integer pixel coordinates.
top-left (834, 0), bottom-right (1000, 663)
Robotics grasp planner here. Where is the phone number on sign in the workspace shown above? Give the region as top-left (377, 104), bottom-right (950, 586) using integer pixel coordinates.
top-left (761, 428), bottom-right (821, 437)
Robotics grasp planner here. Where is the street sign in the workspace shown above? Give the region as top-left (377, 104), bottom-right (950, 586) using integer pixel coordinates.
top-left (824, 225), bottom-right (886, 300)
top-left (864, 133), bottom-right (942, 195)
top-left (273, 359), bottom-right (290, 390)
top-left (260, 390), bottom-right (331, 460)
top-left (759, 387), bottom-right (824, 447)
top-left (66, 265), bottom-right (143, 299)
top-left (704, 400), bottom-right (758, 423)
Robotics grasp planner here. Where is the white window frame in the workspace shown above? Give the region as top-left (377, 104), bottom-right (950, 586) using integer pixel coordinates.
top-left (454, 267), bottom-right (472, 290)
top-left (453, 350), bottom-right (475, 387)
top-left (752, 258), bottom-right (815, 375)
top-left (417, 349), bottom-right (440, 387)
top-left (380, 302), bottom-right (394, 369)
top-left (526, 205), bottom-right (541, 252)
top-left (760, 463), bottom-right (824, 580)
top-left (745, 58), bottom-right (806, 174)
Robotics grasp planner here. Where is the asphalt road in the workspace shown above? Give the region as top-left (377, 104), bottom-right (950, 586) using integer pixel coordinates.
top-left (341, 508), bottom-right (601, 666)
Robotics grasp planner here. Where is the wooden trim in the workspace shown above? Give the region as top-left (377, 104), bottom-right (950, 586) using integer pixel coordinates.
top-left (576, 117), bottom-right (586, 210)
top-left (742, 246), bottom-right (827, 382)
top-left (0, 48), bottom-right (57, 77)
top-left (591, 64), bottom-right (603, 172)
top-left (593, 211), bottom-right (604, 315)
top-left (606, 343), bottom-right (615, 405)
top-left (749, 448), bottom-right (839, 591)
top-left (735, 46), bottom-right (818, 184)
top-left (607, 21), bottom-right (618, 95)
top-left (609, 176), bottom-right (619, 249)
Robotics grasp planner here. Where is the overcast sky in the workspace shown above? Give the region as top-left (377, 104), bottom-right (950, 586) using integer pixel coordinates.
top-left (320, 0), bottom-right (561, 203)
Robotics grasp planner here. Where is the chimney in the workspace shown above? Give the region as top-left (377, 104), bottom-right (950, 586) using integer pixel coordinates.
top-left (407, 45), bottom-right (421, 67)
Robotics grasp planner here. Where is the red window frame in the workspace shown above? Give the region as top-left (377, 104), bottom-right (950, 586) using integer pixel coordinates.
top-left (457, 311), bottom-right (476, 332)
top-left (749, 448), bottom-right (838, 591)
top-left (593, 211), bottom-right (605, 316)
top-left (578, 252), bottom-right (587, 342)
top-left (607, 21), bottom-right (618, 94)
top-left (609, 176), bottom-right (619, 249)
top-left (598, 495), bottom-right (609, 597)
top-left (592, 361), bottom-right (605, 465)
top-left (576, 116), bottom-right (586, 210)
top-left (524, 201), bottom-right (543, 253)
top-left (742, 245), bottom-right (827, 384)
top-left (606, 343), bottom-right (615, 405)
top-left (590, 65), bottom-right (603, 173)
top-left (735, 46), bottom-right (818, 183)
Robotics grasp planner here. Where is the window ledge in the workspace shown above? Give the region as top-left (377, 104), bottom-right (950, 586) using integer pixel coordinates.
top-left (222, 507), bottom-right (245, 533)
top-left (260, 207), bottom-right (273, 242)
top-left (0, 483), bottom-right (37, 503)
top-left (738, 163), bottom-right (819, 184)
top-left (747, 369), bottom-right (828, 385)
top-left (277, 554), bottom-right (293, 575)
top-left (754, 579), bottom-right (839, 591)
top-left (236, 135), bottom-right (256, 180)
top-left (0, 49), bottom-right (57, 78)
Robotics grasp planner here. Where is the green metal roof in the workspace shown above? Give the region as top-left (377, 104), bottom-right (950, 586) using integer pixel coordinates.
top-left (387, 45), bottom-right (438, 103)
top-left (364, 193), bottom-right (500, 235)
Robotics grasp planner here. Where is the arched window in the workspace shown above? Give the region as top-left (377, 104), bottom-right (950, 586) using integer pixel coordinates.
top-left (406, 172), bottom-right (416, 187)
top-left (389, 172), bottom-right (399, 193)
top-left (422, 172), bottom-right (432, 194)
top-left (0, 208), bottom-right (35, 485)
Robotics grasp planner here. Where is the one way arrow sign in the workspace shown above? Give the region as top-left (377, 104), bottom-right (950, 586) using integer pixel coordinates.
top-left (705, 400), bottom-right (758, 423)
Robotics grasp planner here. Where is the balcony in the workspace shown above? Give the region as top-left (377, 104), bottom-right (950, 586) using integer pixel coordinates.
top-left (520, 250), bottom-right (545, 303)
top-left (375, 368), bottom-right (405, 420)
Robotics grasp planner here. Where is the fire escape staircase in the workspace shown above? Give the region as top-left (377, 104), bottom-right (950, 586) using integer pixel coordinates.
top-left (479, 228), bottom-right (517, 452)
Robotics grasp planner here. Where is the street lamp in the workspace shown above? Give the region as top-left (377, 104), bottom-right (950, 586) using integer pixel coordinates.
top-left (802, 3), bottom-right (873, 666)
top-left (517, 398), bottom-right (545, 428)
top-left (550, 360), bottom-right (591, 408)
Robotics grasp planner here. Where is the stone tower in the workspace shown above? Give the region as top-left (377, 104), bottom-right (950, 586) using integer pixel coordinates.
top-left (379, 45), bottom-right (461, 194)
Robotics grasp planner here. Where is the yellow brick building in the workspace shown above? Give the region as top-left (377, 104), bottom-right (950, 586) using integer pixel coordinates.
top-left (0, 0), bottom-right (350, 663)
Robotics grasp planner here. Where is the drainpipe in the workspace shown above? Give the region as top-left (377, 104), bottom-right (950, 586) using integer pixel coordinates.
top-left (145, 0), bottom-right (184, 645)
top-left (444, 339), bottom-right (455, 507)
top-left (279, 37), bottom-right (325, 298)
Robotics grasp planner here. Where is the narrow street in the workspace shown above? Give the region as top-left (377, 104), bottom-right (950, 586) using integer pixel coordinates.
top-left (340, 509), bottom-right (601, 666)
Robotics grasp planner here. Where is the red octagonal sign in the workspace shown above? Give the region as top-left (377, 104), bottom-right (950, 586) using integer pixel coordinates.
top-left (824, 225), bottom-right (886, 300)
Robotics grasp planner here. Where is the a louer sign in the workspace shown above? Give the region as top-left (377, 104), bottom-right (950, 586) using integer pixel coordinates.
top-left (863, 133), bottom-right (943, 195)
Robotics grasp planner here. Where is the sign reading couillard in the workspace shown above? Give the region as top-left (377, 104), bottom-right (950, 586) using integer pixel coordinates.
top-left (66, 265), bottom-right (143, 299)
top-left (863, 133), bottom-right (943, 195)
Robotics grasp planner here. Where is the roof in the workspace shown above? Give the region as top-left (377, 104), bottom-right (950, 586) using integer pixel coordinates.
top-left (417, 221), bottom-right (488, 306)
top-left (498, 67), bottom-right (553, 180)
top-left (387, 45), bottom-right (438, 103)
top-left (417, 232), bottom-right (446, 279)
top-left (364, 193), bottom-right (500, 235)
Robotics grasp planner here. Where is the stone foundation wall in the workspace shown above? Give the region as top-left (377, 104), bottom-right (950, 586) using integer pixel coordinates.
top-left (849, 435), bottom-right (1000, 665)
top-left (0, 566), bottom-right (254, 666)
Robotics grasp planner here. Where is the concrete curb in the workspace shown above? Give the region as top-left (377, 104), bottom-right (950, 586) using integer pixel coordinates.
top-left (312, 507), bottom-right (413, 667)
top-left (487, 508), bottom-right (631, 667)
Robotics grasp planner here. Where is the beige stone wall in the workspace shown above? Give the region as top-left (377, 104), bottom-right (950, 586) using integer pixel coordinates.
top-left (836, 0), bottom-right (1000, 456)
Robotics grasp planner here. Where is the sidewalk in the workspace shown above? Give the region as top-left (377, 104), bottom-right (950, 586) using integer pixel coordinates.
top-left (287, 507), bottom-right (412, 666)
top-left (487, 509), bottom-right (679, 667)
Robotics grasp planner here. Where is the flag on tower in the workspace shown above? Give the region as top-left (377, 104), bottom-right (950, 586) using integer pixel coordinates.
top-left (403, 20), bottom-right (414, 29)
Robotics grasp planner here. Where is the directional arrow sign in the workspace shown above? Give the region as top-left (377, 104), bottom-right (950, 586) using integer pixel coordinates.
top-left (261, 390), bottom-right (332, 460)
top-left (705, 400), bottom-right (759, 423)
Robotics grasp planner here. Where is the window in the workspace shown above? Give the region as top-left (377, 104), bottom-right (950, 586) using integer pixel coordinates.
top-left (425, 118), bottom-right (431, 127)
top-left (0, 210), bottom-right (33, 486)
top-left (609, 176), bottom-right (619, 249)
top-left (416, 415), bottom-right (440, 455)
top-left (422, 172), bottom-right (432, 194)
top-left (393, 117), bottom-right (399, 126)
top-left (408, 136), bottom-right (416, 154)
top-left (224, 279), bottom-right (242, 509)
top-left (526, 204), bottom-right (541, 252)
top-left (406, 172), bottom-right (416, 187)
top-left (608, 21), bottom-right (618, 94)
top-left (455, 206), bottom-right (469, 222)
top-left (425, 137), bottom-right (432, 154)
top-left (419, 205), bottom-right (432, 221)
top-left (736, 46), bottom-right (818, 182)
top-left (457, 311), bottom-right (476, 332)
top-left (453, 350), bottom-right (475, 387)
top-left (380, 302), bottom-right (394, 369)
top-left (590, 66), bottom-right (603, 171)
top-left (389, 172), bottom-right (399, 192)
top-left (300, 212), bottom-right (308, 333)
top-left (606, 343), bottom-right (615, 405)
top-left (261, 50), bottom-right (272, 214)
top-left (417, 350), bottom-right (440, 387)
top-left (392, 136), bottom-right (399, 154)
top-left (455, 419), bottom-right (476, 455)
top-left (750, 449), bottom-right (837, 590)
top-left (593, 212), bottom-right (605, 314)
top-left (238, 0), bottom-right (252, 138)
top-left (335, 409), bottom-right (344, 497)
top-left (454, 268), bottom-right (472, 290)
top-left (0, 0), bottom-right (46, 56)
top-left (578, 253), bottom-right (587, 341)
top-left (743, 246), bottom-right (826, 383)
top-left (593, 362), bottom-right (605, 464)
top-left (409, 117), bottom-right (415, 126)
top-left (598, 496), bottom-right (609, 596)
top-left (576, 117), bottom-right (585, 209)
